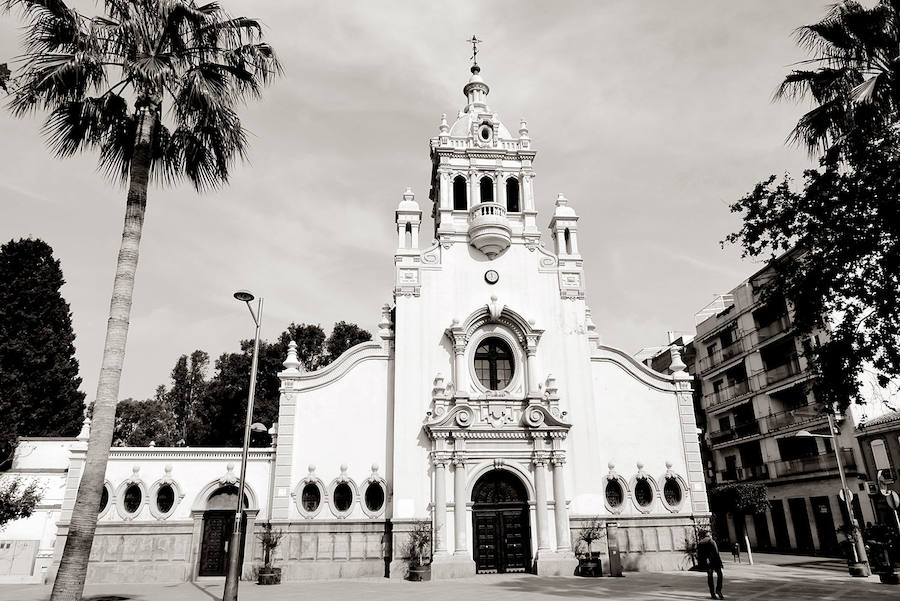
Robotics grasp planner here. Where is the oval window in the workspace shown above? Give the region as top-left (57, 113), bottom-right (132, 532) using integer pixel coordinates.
top-left (301, 483), bottom-right (321, 512)
top-left (365, 483), bottom-right (384, 513)
top-left (474, 338), bottom-right (515, 390)
top-left (99, 486), bottom-right (109, 513)
top-left (156, 484), bottom-right (175, 514)
top-left (479, 124), bottom-right (491, 140)
top-left (634, 480), bottom-right (653, 507)
top-left (123, 484), bottom-right (142, 514)
top-left (333, 483), bottom-right (353, 512)
top-left (605, 480), bottom-right (623, 508)
top-left (664, 479), bottom-right (682, 506)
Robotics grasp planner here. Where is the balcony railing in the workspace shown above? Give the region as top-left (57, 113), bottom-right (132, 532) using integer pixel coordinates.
top-left (764, 356), bottom-right (802, 385)
top-left (698, 337), bottom-right (745, 373)
top-left (717, 464), bottom-right (770, 483)
top-left (709, 419), bottom-right (761, 445)
top-left (757, 314), bottom-right (791, 341)
top-left (763, 404), bottom-right (824, 432)
top-left (704, 378), bottom-right (752, 407)
top-left (770, 450), bottom-right (856, 478)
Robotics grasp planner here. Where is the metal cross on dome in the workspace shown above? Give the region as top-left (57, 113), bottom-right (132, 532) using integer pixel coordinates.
top-left (467, 34), bottom-right (482, 67)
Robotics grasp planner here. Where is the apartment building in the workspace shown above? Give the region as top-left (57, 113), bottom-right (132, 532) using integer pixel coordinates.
top-left (693, 260), bottom-right (876, 556)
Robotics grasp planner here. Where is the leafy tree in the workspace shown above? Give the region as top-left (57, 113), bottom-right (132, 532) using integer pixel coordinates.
top-left (0, 476), bottom-right (42, 529)
top-left (1, 1), bottom-right (280, 598)
top-left (777, 0), bottom-right (900, 154)
top-left (113, 398), bottom-right (177, 447)
top-left (0, 238), bottom-right (86, 463)
top-left (324, 321), bottom-right (372, 364)
top-left (165, 350), bottom-right (208, 444)
top-left (725, 123), bottom-right (900, 413)
top-left (708, 482), bottom-right (769, 547)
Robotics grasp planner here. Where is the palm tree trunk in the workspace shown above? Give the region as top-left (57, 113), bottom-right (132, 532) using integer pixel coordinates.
top-left (50, 103), bottom-right (158, 601)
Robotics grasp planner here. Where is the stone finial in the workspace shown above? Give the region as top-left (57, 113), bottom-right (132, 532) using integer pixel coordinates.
top-left (165, 464), bottom-right (173, 475)
top-left (519, 119), bottom-right (529, 137)
top-left (77, 416), bottom-right (91, 441)
top-left (308, 464), bottom-right (316, 475)
top-left (432, 372), bottom-right (446, 398)
top-left (669, 346), bottom-right (687, 374)
top-left (556, 193), bottom-right (568, 206)
top-left (606, 462), bottom-right (618, 480)
top-left (282, 340), bottom-right (302, 373)
top-left (545, 374), bottom-right (558, 397)
top-left (439, 113), bottom-right (449, 134)
top-left (403, 187), bottom-right (414, 202)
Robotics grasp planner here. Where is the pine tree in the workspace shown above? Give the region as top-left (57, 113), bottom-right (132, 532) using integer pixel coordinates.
top-left (0, 238), bottom-right (86, 464)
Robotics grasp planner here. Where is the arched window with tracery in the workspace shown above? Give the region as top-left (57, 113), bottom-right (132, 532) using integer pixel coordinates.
top-left (480, 176), bottom-right (494, 203)
top-left (453, 175), bottom-right (467, 210)
top-left (474, 338), bottom-right (514, 390)
top-left (506, 178), bottom-right (520, 212)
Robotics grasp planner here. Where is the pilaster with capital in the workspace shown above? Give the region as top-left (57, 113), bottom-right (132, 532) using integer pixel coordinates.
top-left (452, 453), bottom-right (469, 557)
top-left (532, 451), bottom-right (551, 551)
top-left (550, 452), bottom-right (571, 551)
top-left (432, 452), bottom-right (452, 554)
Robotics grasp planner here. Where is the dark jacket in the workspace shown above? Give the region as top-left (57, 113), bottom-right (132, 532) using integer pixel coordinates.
top-left (697, 536), bottom-right (722, 569)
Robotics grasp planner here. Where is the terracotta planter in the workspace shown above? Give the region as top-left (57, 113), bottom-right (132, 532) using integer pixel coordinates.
top-left (257, 566), bottom-right (282, 585)
top-left (407, 564), bottom-right (431, 581)
top-left (577, 552), bottom-right (602, 577)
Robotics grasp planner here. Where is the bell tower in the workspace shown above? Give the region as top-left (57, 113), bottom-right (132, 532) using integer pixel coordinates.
top-left (428, 55), bottom-right (540, 258)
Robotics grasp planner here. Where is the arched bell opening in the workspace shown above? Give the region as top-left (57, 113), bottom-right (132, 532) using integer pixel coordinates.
top-left (471, 469), bottom-right (532, 574)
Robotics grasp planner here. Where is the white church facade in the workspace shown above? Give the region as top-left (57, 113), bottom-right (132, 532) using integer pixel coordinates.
top-left (0, 63), bottom-right (708, 584)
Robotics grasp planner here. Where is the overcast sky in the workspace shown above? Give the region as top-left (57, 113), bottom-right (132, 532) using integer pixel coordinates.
top-left (1, 1), bottom-right (829, 402)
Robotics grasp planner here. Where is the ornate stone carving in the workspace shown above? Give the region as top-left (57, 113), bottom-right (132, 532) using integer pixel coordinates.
top-left (606, 462), bottom-right (618, 481)
top-left (219, 463), bottom-right (239, 486)
top-left (455, 407), bottom-right (473, 428)
top-left (523, 406), bottom-right (546, 428)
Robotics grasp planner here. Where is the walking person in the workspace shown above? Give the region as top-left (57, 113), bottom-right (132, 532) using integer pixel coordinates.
top-left (697, 529), bottom-right (725, 600)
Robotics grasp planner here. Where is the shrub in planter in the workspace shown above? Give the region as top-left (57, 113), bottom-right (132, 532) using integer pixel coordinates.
top-left (256, 521), bottom-right (285, 585)
top-left (403, 519), bottom-right (433, 581)
top-left (575, 517), bottom-right (605, 577)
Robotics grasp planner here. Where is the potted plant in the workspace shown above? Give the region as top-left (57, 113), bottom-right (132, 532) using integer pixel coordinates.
top-left (403, 519), bottom-right (433, 581)
top-left (575, 517), bottom-right (605, 577)
top-left (256, 521), bottom-right (285, 585)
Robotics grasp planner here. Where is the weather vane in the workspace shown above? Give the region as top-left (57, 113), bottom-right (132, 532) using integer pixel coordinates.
top-left (467, 34), bottom-right (482, 68)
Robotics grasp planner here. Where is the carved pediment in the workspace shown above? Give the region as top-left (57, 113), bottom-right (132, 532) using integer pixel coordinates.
top-left (424, 398), bottom-right (570, 438)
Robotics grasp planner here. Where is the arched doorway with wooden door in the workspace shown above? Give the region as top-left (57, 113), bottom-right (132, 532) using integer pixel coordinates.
top-left (198, 486), bottom-right (250, 577)
top-left (472, 469), bottom-right (532, 574)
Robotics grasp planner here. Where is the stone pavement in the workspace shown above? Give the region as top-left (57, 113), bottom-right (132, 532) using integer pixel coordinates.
top-left (0, 554), bottom-right (895, 601)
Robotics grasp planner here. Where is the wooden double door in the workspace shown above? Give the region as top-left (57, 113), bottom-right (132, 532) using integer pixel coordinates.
top-left (198, 510), bottom-right (246, 577)
top-left (474, 506), bottom-right (531, 573)
top-left (472, 469), bottom-right (532, 574)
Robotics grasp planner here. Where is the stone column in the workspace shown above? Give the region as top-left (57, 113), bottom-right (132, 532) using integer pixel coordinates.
top-left (526, 348), bottom-right (539, 397)
top-left (411, 223), bottom-right (420, 249)
top-left (453, 348), bottom-right (467, 396)
top-left (533, 453), bottom-right (551, 551)
top-left (551, 453), bottom-right (572, 551)
top-left (433, 454), bottom-right (449, 555)
top-left (497, 173), bottom-right (506, 209)
top-left (453, 454), bottom-right (468, 556)
top-left (470, 172), bottom-right (480, 205)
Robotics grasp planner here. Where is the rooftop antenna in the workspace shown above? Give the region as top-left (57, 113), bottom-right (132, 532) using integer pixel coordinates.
top-left (467, 34), bottom-right (482, 71)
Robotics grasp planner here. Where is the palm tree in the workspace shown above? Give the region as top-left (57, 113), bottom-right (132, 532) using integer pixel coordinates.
top-left (777, 0), bottom-right (900, 154)
top-left (1, 1), bottom-right (280, 599)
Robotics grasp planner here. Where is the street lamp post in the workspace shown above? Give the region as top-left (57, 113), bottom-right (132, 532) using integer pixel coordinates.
top-left (223, 290), bottom-right (263, 601)
top-left (795, 412), bottom-right (870, 577)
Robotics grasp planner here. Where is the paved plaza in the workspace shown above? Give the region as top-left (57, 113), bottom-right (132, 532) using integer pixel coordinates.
top-left (1, 554), bottom-right (897, 601)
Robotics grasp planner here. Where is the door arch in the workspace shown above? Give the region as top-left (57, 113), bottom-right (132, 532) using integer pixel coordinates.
top-left (472, 469), bottom-right (532, 574)
top-left (198, 486), bottom-right (249, 577)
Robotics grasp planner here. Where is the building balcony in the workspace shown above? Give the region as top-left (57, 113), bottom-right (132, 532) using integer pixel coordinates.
top-left (757, 314), bottom-right (791, 342)
top-left (709, 420), bottom-right (761, 445)
top-left (699, 337), bottom-right (745, 373)
top-left (468, 202), bottom-right (511, 258)
top-left (764, 355), bottom-right (802, 386)
top-left (769, 450), bottom-right (856, 478)
top-left (704, 378), bottom-right (752, 408)
top-left (717, 464), bottom-right (769, 483)
top-left (763, 404), bottom-right (825, 432)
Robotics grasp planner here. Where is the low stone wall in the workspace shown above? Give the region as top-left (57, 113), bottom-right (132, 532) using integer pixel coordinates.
top-left (569, 515), bottom-right (701, 574)
top-left (61, 522), bottom-right (195, 584)
top-left (257, 520), bottom-right (387, 580)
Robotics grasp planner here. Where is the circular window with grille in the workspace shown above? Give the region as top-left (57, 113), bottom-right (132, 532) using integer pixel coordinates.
top-left (634, 479), bottom-right (654, 508)
top-left (663, 479), bottom-right (683, 508)
top-left (364, 483), bottom-right (384, 513)
top-left (156, 484), bottom-right (175, 514)
top-left (122, 484), bottom-right (143, 515)
top-left (605, 479), bottom-right (624, 511)
top-left (333, 482), bottom-right (353, 513)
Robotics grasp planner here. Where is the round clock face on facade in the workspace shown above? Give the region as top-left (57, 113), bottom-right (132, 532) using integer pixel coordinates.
top-left (484, 270), bottom-right (499, 284)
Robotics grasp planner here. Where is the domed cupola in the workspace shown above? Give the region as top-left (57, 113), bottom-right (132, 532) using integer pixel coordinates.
top-left (428, 43), bottom-right (541, 255)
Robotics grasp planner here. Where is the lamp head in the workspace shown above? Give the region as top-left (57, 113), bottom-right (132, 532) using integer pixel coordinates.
top-left (233, 290), bottom-right (255, 303)
top-left (250, 422), bottom-right (268, 433)
top-left (795, 429), bottom-right (813, 438)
